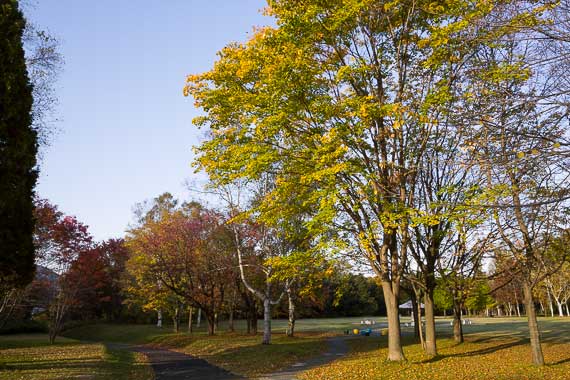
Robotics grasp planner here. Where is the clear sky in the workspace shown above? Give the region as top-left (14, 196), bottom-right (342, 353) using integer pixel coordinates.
top-left (24, 0), bottom-right (270, 241)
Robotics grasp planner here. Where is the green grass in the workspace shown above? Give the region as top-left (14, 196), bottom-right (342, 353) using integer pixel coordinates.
top-left (0, 334), bottom-right (154, 380)
top-left (64, 323), bottom-right (332, 377)
top-left (301, 317), bottom-right (570, 380)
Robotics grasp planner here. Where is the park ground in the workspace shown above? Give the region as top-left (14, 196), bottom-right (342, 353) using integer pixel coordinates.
top-left (1, 317), bottom-right (570, 379)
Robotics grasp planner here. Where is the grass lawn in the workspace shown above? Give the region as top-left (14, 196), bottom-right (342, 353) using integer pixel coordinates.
top-left (0, 334), bottom-right (153, 380)
top-left (64, 323), bottom-right (332, 377)
top-left (301, 317), bottom-right (570, 380)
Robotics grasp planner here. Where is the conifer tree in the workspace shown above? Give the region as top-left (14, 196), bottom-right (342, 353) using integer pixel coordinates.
top-left (0, 0), bottom-right (37, 288)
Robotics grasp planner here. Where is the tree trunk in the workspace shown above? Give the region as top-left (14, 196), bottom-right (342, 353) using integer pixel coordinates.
top-left (411, 291), bottom-right (420, 340)
top-left (424, 289), bottom-right (437, 356)
top-left (262, 298), bottom-right (271, 345)
top-left (196, 308), bottom-right (201, 328)
top-left (248, 301), bottom-right (258, 334)
top-left (523, 281), bottom-right (544, 365)
top-left (206, 312), bottom-right (215, 336)
top-left (286, 290), bottom-right (295, 337)
top-left (214, 312), bottom-right (219, 334)
top-left (188, 306), bottom-right (193, 333)
top-left (156, 309), bottom-right (163, 328)
top-left (173, 306), bottom-right (180, 333)
top-left (382, 282), bottom-right (405, 361)
top-left (557, 300), bottom-right (564, 317)
top-left (546, 287), bottom-right (554, 317)
top-left (228, 292), bottom-right (235, 332)
top-left (452, 298), bottom-right (463, 344)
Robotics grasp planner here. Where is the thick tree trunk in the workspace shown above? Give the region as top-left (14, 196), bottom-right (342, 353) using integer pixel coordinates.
top-left (523, 281), bottom-right (544, 365)
top-left (286, 291), bottom-right (295, 337)
top-left (188, 306), bottom-right (193, 333)
top-left (452, 299), bottom-right (463, 344)
top-left (262, 298), bottom-right (271, 345)
top-left (424, 289), bottom-right (437, 356)
top-left (382, 282), bottom-right (405, 361)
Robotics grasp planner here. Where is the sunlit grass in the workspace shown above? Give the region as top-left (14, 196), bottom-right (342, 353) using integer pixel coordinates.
top-left (0, 334), bottom-right (153, 380)
top-left (301, 318), bottom-right (570, 380)
top-left (64, 323), bottom-right (332, 377)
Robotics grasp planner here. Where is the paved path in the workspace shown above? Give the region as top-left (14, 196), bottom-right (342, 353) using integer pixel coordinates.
top-left (107, 343), bottom-right (244, 380)
top-left (258, 336), bottom-right (350, 380)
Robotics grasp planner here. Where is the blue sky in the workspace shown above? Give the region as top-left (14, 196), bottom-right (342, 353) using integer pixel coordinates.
top-left (25, 0), bottom-right (270, 241)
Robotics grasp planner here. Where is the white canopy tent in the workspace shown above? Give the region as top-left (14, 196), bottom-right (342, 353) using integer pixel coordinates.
top-left (399, 300), bottom-right (424, 309)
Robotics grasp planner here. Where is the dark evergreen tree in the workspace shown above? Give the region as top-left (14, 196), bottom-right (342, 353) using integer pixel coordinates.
top-left (0, 0), bottom-right (37, 288)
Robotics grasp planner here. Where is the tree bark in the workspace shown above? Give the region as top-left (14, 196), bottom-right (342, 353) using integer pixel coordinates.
top-left (424, 288), bottom-right (437, 356)
top-left (206, 312), bottom-right (215, 336)
top-left (523, 281), bottom-right (544, 365)
top-left (557, 300), bottom-right (564, 317)
top-left (173, 305), bottom-right (180, 333)
top-left (228, 291), bottom-right (235, 332)
top-left (452, 298), bottom-right (464, 344)
top-left (188, 306), bottom-right (193, 333)
top-left (262, 298), bottom-right (271, 345)
top-left (382, 282), bottom-right (405, 361)
top-left (156, 309), bottom-right (163, 328)
top-left (286, 289), bottom-right (295, 337)
top-left (411, 291), bottom-right (420, 339)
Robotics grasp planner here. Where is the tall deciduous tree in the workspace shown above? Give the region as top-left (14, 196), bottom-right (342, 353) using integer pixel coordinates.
top-left (0, 0), bottom-right (37, 289)
top-left (186, 0), bottom-right (546, 360)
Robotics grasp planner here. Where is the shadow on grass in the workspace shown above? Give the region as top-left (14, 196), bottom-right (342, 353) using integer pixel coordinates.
top-left (422, 339), bottom-right (527, 364)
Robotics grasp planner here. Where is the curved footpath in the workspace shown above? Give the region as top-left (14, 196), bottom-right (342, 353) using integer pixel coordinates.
top-left (258, 335), bottom-right (349, 380)
top-left (107, 335), bottom-right (350, 380)
top-left (106, 342), bottom-right (244, 380)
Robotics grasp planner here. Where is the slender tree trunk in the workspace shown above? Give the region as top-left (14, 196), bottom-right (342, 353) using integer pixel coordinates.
top-left (214, 312), bottom-right (219, 334)
top-left (173, 306), bottom-right (180, 333)
top-left (262, 298), bottom-right (271, 345)
top-left (411, 291), bottom-right (420, 339)
top-left (382, 282), bottom-right (405, 361)
top-left (196, 308), bottom-right (201, 328)
top-left (286, 290), bottom-right (295, 337)
top-left (156, 309), bottom-right (163, 328)
top-left (548, 292), bottom-right (554, 317)
top-left (523, 281), bottom-right (544, 365)
top-left (228, 291), bottom-right (235, 332)
top-left (188, 306), bottom-right (193, 333)
top-left (250, 301), bottom-right (258, 334)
